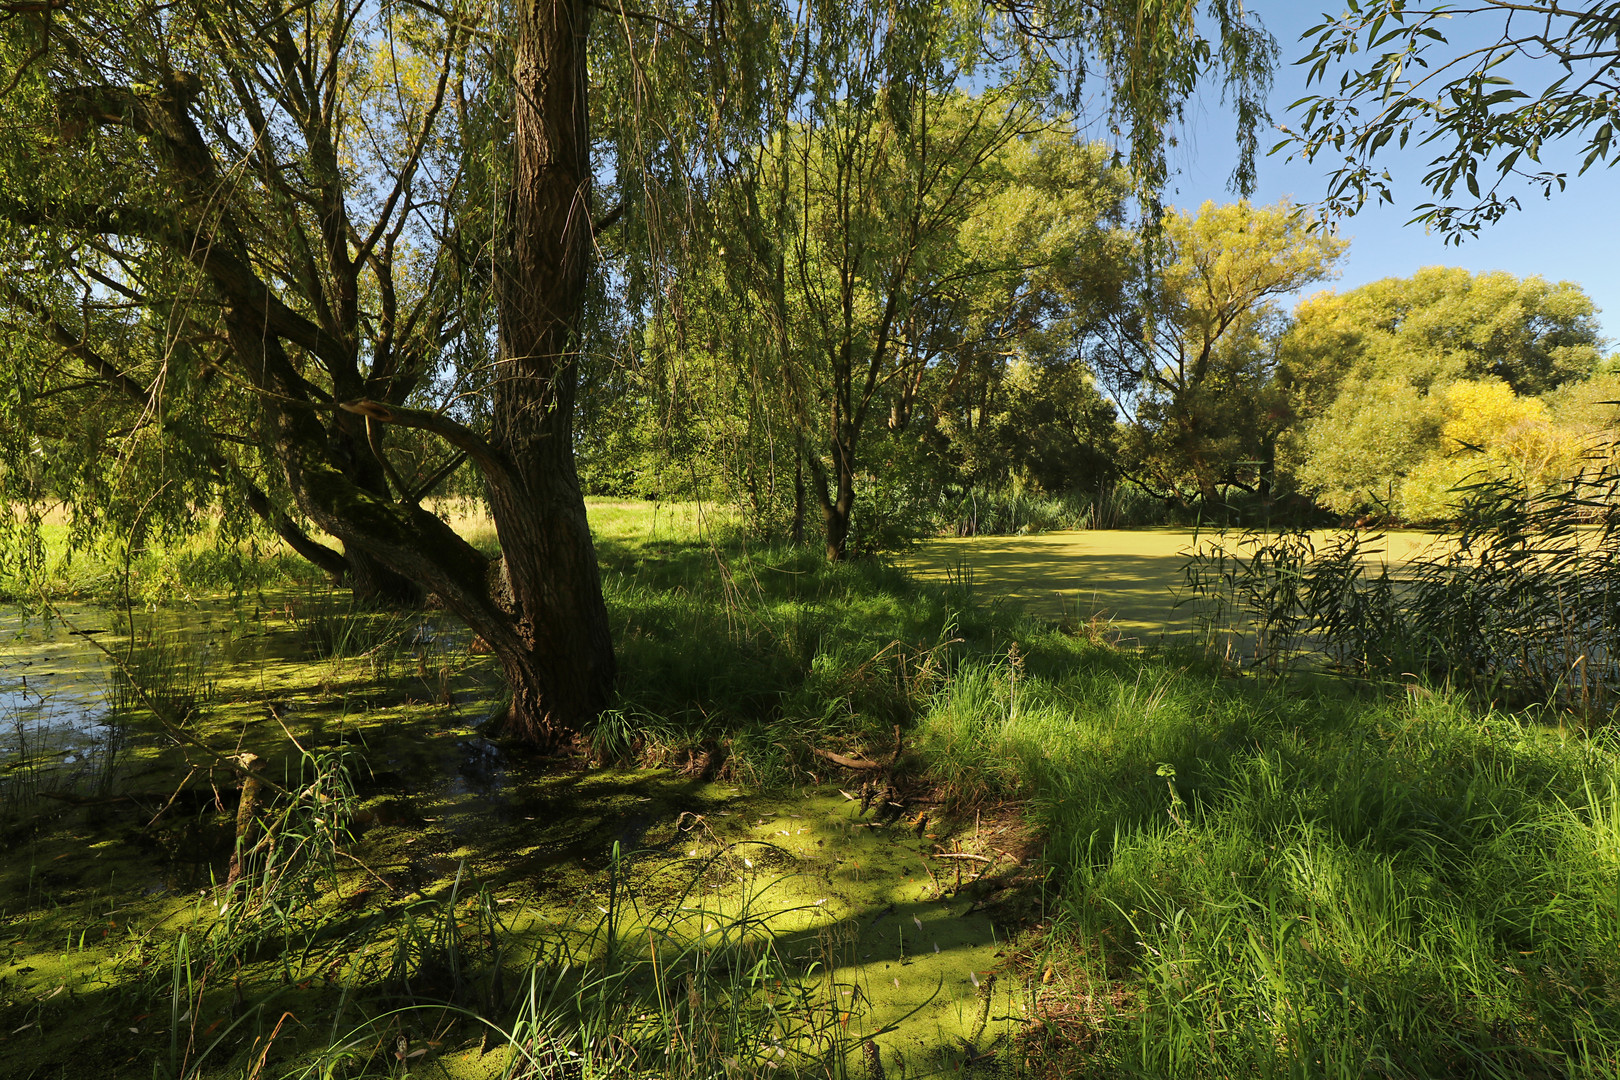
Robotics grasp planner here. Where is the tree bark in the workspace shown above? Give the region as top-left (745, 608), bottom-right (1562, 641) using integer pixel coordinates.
top-left (483, 0), bottom-right (615, 743)
top-left (809, 442), bottom-right (855, 562)
top-left (322, 0), bottom-right (616, 744)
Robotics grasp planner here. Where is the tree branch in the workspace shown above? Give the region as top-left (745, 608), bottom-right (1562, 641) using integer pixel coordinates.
top-left (410, 451), bottom-right (468, 503)
top-left (338, 399), bottom-right (510, 486)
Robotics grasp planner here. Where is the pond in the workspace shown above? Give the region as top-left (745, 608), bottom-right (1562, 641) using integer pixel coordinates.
top-left (0, 605), bottom-right (135, 808)
top-left (904, 527), bottom-right (1447, 634)
top-left (0, 606), bottom-right (113, 754)
top-left (0, 592), bottom-right (1041, 1078)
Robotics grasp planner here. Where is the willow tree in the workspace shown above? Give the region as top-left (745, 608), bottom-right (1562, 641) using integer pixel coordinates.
top-left (2, 0), bottom-right (1280, 743)
top-left (0, 0), bottom-right (613, 744)
top-left (1288, 0), bottom-right (1620, 237)
top-left (624, 0), bottom-right (1279, 560)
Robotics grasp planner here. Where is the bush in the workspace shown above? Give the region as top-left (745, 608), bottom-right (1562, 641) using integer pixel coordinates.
top-left (1184, 460), bottom-right (1620, 721)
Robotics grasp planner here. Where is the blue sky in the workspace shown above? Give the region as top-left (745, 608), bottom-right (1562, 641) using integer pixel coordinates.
top-left (1150, 3), bottom-right (1620, 344)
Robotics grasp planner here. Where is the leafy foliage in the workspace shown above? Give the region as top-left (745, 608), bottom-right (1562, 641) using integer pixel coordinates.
top-left (1288, 0), bottom-right (1620, 236)
top-left (1286, 267), bottom-right (1606, 518)
top-left (1100, 199), bottom-right (1346, 506)
top-left (0, 0), bottom-right (493, 599)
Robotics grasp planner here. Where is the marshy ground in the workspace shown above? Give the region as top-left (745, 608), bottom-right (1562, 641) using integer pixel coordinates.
top-left (0, 510), bottom-right (1048, 1078)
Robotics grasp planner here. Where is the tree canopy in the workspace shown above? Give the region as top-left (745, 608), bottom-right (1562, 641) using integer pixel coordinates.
top-left (1100, 199), bottom-right (1346, 504)
top-left (1284, 267), bottom-right (1606, 517)
top-left (1280, 266), bottom-right (1604, 411)
top-left (0, 0), bottom-right (497, 597)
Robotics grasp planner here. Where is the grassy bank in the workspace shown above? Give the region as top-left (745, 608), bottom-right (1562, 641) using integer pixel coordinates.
top-left (915, 646), bottom-right (1620, 1076)
top-left (2, 502), bottom-right (1617, 1076)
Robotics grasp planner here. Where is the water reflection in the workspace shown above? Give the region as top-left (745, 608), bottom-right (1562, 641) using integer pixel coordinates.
top-left (0, 606), bottom-right (113, 755)
top-left (2, 596), bottom-right (477, 770)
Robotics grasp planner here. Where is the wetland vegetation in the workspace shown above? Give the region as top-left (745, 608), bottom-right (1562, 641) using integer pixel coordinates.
top-left (4, 498), bottom-right (1620, 1078)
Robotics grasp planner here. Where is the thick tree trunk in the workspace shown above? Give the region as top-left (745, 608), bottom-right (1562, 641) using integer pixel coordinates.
top-left (241, 459), bottom-right (417, 605)
top-left (328, 415), bottom-right (424, 605)
top-left (483, 0), bottom-right (615, 743)
top-left (1174, 409), bottom-right (1220, 508)
top-left (484, 470), bottom-right (613, 743)
top-left (825, 467), bottom-right (854, 562)
top-left (251, 0), bottom-right (613, 747)
top-left (823, 496), bottom-right (851, 561)
top-left (344, 548), bottom-right (423, 606)
top-left (25, 0), bottom-right (613, 750)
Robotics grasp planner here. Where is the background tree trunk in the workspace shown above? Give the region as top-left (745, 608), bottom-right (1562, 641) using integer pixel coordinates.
top-left (809, 441), bottom-right (856, 561)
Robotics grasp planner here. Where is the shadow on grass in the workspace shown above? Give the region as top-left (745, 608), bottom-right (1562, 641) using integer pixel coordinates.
top-left (0, 750), bottom-right (1042, 1079)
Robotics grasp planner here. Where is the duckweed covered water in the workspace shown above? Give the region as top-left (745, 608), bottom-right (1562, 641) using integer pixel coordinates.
top-left (0, 595), bottom-right (1041, 1078)
top-left (1, 606), bottom-right (113, 749)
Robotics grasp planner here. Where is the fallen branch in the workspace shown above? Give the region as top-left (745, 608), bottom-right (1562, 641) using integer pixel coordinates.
top-left (813, 723), bottom-right (904, 772)
top-left (930, 852), bottom-right (993, 863)
top-left (338, 850), bottom-right (402, 894)
top-left (810, 747), bottom-right (886, 770)
top-left (920, 855), bottom-right (943, 895)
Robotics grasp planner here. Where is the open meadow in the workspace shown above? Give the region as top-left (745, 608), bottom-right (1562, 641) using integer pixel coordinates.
top-left (905, 528), bottom-right (1450, 642)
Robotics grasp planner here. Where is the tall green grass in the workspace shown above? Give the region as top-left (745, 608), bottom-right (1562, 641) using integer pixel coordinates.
top-left (600, 519), bottom-right (1620, 1075)
top-left (598, 538), bottom-right (981, 782)
top-left (913, 633), bottom-right (1620, 1077)
top-left (0, 519), bottom-right (321, 605)
top-left (941, 482), bottom-right (1181, 537)
top-left (138, 834), bottom-right (918, 1078)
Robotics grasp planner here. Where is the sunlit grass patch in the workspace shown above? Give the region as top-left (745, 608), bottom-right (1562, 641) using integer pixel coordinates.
top-left (588, 497), bottom-right (739, 546)
top-left (1, 519), bottom-right (322, 605)
top-left (601, 541), bottom-right (985, 784)
top-left (912, 634), bottom-right (1620, 1077)
top-left (905, 527), bottom-right (1450, 636)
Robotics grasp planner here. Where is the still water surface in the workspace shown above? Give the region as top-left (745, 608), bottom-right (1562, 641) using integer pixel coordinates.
top-left (0, 605), bottom-right (114, 760)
